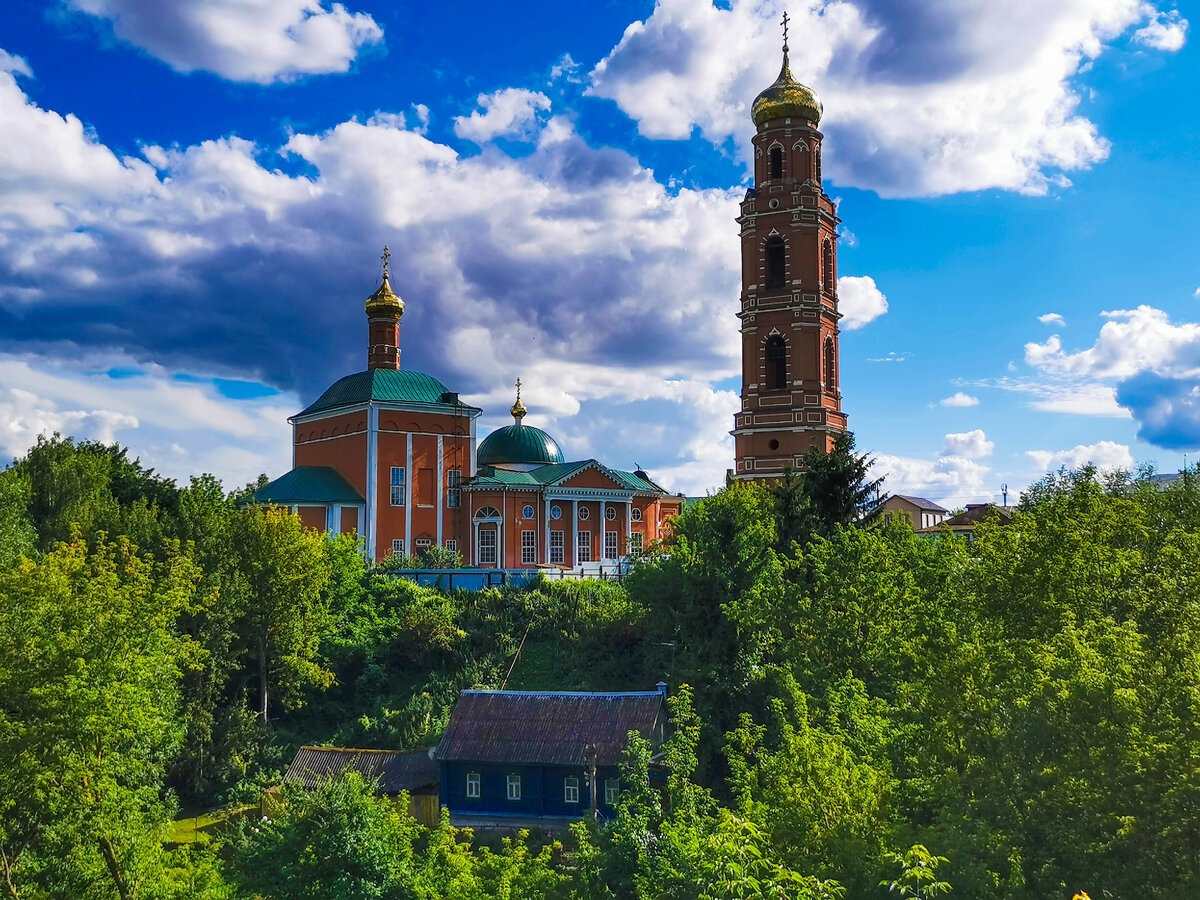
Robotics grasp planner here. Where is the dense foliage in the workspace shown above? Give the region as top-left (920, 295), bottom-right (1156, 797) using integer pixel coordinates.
top-left (2, 434), bottom-right (1199, 898)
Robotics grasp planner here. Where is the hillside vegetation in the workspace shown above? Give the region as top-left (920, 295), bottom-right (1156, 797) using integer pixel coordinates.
top-left (2, 434), bottom-right (1198, 898)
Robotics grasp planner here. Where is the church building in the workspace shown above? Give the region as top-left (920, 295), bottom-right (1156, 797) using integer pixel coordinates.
top-left (732, 21), bottom-right (848, 481)
top-left (252, 251), bottom-right (682, 567)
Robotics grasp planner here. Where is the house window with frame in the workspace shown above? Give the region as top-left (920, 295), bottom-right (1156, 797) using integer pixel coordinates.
top-left (507, 774), bottom-right (521, 801)
top-left (578, 506), bottom-right (590, 521)
top-left (577, 531), bottom-right (592, 563)
top-left (521, 530), bottom-right (537, 565)
top-left (479, 529), bottom-right (498, 566)
top-left (390, 467), bottom-right (406, 506)
top-left (604, 530), bottom-right (618, 560)
top-left (447, 469), bottom-right (461, 508)
top-left (392, 539), bottom-right (404, 555)
top-left (604, 778), bottom-right (620, 806)
top-left (466, 772), bottom-right (480, 799)
top-left (605, 506), bottom-right (616, 521)
top-left (549, 530), bottom-right (564, 564)
top-left (445, 539), bottom-right (457, 553)
top-left (628, 532), bottom-right (643, 556)
top-left (564, 776), bottom-right (580, 804)
top-left (631, 507), bottom-right (643, 522)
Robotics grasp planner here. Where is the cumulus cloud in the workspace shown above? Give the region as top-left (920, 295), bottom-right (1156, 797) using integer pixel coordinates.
top-left (940, 429), bottom-right (994, 460)
top-left (940, 391), bottom-right (979, 407)
top-left (1134, 8), bottom-right (1189, 50)
top-left (0, 354), bottom-right (294, 486)
top-left (453, 88), bottom-right (553, 143)
top-left (981, 377), bottom-right (1131, 418)
top-left (1038, 312), bottom-right (1066, 326)
top-left (0, 57), bottom-right (750, 492)
top-left (837, 274), bottom-right (888, 329)
top-left (589, 0), bottom-right (1181, 196)
top-left (1027, 440), bottom-right (1134, 473)
top-left (66, 0), bottom-right (383, 84)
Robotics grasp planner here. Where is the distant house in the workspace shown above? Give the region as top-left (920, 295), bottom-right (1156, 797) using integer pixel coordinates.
top-left (433, 685), bottom-right (668, 823)
top-left (881, 494), bottom-right (949, 531)
top-left (279, 746), bottom-right (441, 826)
top-left (921, 503), bottom-right (1015, 540)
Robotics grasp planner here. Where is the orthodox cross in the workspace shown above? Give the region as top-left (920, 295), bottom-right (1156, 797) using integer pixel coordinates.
top-left (381, 245), bottom-right (391, 278)
top-left (782, 10), bottom-right (790, 53)
top-left (515, 377), bottom-right (522, 402)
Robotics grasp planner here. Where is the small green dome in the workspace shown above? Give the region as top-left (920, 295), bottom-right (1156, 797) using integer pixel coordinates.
top-left (751, 53), bottom-right (821, 127)
top-left (478, 423), bottom-right (564, 467)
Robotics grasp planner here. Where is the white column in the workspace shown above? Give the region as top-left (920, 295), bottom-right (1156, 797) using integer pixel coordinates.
top-left (626, 499), bottom-right (633, 556)
top-left (365, 404), bottom-right (378, 560)
top-left (544, 497), bottom-right (551, 564)
top-left (473, 520), bottom-right (479, 567)
top-left (325, 504), bottom-right (338, 534)
top-left (572, 499), bottom-right (579, 568)
top-left (599, 500), bottom-right (607, 560)
top-left (405, 433), bottom-right (413, 550)
top-left (436, 435), bottom-right (444, 546)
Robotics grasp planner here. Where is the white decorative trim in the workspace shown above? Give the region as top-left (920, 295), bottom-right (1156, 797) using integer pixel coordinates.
top-left (405, 434), bottom-right (413, 549)
top-left (365, 405), bottom-right (378, 560)
top-left (436, 435), bottom-right (444, 546)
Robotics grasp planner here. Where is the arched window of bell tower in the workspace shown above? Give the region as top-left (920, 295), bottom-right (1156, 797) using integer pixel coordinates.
top-left (821, 239), bottom-right (835, 295)
top-left (768, 144), bottom-right (783, 180)
top-left (813, 144), bottom-right (822, 183)
top-left (824, 337), bottom-right (836, 392)
top-left (765, 236), bottom-right (786, 289)
top-left (766, 335), bottom-right (788, 391)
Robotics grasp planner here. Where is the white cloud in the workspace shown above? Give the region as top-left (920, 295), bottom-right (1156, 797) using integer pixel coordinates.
top-left (867, 351), bottom-right (909, 363)
top-left (0, 49), bottom-right (31, 77)
top-left (1038, 312), bottom-right (1066, 326)
top-left (1134, 8), bottom-right (1189, 50)
top-left (940, 429), bottom-right (994, 460)
top-left (1025, 306), bottom-right (1200, 379)
top-left (0, 354), bottom-right (294, 487)
top-left (67, 0), bottom-right (383, 84)
top-left (940, 391), bottom-right (979, 407)
top-left (589, 0), bottom-right (1181, 197)
top-left (982, 377), bottom-right (1132, 417)
top-left (453, 88), bottom-right (553, 143)
top-left (837, 274), bottom-right (888, 329)
top-left (1026, 440), bottom-right (1134, 473)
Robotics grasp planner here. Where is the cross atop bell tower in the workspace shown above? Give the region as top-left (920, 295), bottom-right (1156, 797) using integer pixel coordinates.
top-left (731, 33), bottom-right (848, 481)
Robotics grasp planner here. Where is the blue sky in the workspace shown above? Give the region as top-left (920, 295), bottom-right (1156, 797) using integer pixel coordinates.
top-left (0, 0), bottom-right (1195, 504)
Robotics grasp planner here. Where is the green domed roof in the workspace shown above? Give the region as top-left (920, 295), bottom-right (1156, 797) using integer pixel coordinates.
top-left (751, 52), bottom-right (821, 127)
top-left (478, 423), bottom-right (565, 467)
top-left (298, 369), bottom-right (459, 417)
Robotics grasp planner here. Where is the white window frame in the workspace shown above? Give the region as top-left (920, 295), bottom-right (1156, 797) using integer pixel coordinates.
top-left (415, 536), bottom-right (432, 548)
top-left (390, 466), bottom-right (406, 507)
top-left (564, 776), bottom-right (580, 804)
top-left (447, 469), bottom-right (461, 508)
top-left (550, 505), bottom-right (562, 520)
top-left (521, 530), bottom-right (537, 565)
top-left (577, 530), bottom-right (592, 563)
top-left (466, 772), bottom-right (480, 798)
top-left (605, 506), bottom-right (616, 521)
top-left (392, 539), bottom-right (404, 555)
top-left (549, 530), bottom-right (564, 564)
top-left (628, 532), bottom-right (643, 555)
top-left (604, 530), bottom-right (618, 560)
top-left (479, 529), bottom-right (498, 566)
top-left (445, 539), bottom-right (457, 553)
top-left (507, 774), bottom-right (521, 801)
top-left (604, 778), bottom-right (619, 806)
top-left (578, 506), bottom-right (590, 521)
top-left (631, 507), bottom-right (643, 522)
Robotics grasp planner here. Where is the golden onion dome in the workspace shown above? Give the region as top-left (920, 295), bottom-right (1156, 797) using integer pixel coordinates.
top-left (510, 377), bottom-right (527, 421)
top-left (364, 246), bottom-right (404, 319)
top-left (751, 51), bottom-right (822, 127)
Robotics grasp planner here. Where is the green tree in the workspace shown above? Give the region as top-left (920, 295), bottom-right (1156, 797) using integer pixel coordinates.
top-left (792, 432), bottom-right (886, 539)
top-left (0, 468), bottom-right (36, 568)
top-left (0, 537), bottom-right (199, 898)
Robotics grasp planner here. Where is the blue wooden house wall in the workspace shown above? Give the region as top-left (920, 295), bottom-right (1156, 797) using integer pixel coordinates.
top-left (440, 761), bottom-right (624, 819)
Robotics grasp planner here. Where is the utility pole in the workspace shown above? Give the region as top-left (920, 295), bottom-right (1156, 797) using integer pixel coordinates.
top-left (586, 742), bottom-right (598, 820)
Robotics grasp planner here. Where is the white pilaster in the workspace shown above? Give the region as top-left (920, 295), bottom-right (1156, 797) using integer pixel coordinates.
top-left (436, 435), bottom-right (444, 546)
top-left (365, 404), bottom-right (378, 560)
top-left (405, 433), bottom-right (413, 549)
top-left (572, 499), bottom-right (579, 568)
top-left (599, 500), bottom-right (607, 560)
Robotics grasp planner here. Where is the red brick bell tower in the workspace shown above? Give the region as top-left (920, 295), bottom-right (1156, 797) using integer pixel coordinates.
top-left (732, 18), bottom-right (848, 481)
top-left (366, 245), bottom-right (403, 370)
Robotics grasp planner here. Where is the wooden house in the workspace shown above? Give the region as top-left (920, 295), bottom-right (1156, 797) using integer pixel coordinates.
top-left (279, 746), bottom-right (441, 826)
top-left (433, 685), bottom-right (668, 822)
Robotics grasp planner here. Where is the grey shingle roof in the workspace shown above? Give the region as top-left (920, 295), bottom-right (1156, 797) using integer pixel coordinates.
top-left (892, 494), bottom-right (949, 512)
top-left (434, 689), bottom-right (666, 767)
top-left (284, 747), bottom-right (438, 793)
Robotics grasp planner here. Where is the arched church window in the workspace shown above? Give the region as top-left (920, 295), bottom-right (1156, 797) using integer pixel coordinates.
top-left (824, 337), bottom-right (836, 391)
top-left (475, 506), bottom-right (501, 519)
top-left (769, 145), bottom-right (783, 180)
top-left (822, 239), bottom-right (835, 295)
top-left (814, 144), bottom-right (822, 182)
top-left (766, 336), bottom-right (787, 391)
top-left (765, 236), bottom-right (786, 289)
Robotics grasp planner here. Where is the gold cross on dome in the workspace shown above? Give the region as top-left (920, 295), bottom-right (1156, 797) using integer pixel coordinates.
top-left (515, 377), bottom-right (522, 401)
top-left (381, 245), bottom-right (391, 277)
top-left (781, 11), bottom-right (790, 52)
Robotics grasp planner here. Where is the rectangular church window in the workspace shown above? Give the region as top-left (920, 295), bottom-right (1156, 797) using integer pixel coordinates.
top-left (390, 467), bottom-right (405, 506)
top-left (549, 531), bottom-right (564, 564)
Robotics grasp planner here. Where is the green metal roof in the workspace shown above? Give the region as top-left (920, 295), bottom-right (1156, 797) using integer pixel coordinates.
top-left (466, 459), bottom-right (665, 494)
top-left (297, 369), bottom-right (471, 418)
top-left (252, 467), bottom-right (363, 504)
top-left (477, 423), bottom-right (565, 467)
